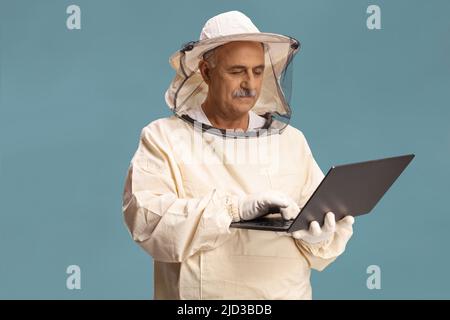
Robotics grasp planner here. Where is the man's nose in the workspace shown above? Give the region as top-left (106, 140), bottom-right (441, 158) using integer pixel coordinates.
top-left (241, 70), bottom-right (256, 89)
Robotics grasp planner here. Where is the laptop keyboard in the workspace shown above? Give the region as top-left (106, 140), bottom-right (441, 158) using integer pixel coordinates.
top-left (251, 219), bottom-right (292, 227)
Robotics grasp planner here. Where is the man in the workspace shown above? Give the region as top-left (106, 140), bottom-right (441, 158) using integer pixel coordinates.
top-left (122, 11), bottom-right (354, 299)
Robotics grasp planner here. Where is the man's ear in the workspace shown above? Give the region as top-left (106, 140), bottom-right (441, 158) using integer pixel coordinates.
top-left (198, 60), bottom-right (210, 84)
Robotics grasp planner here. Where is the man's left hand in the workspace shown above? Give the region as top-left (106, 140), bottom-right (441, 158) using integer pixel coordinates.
top-left (291, 212), bottom-right (355, 244)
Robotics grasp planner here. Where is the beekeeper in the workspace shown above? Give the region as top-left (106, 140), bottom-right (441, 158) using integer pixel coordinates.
top-left (122, 10), bottom-right (354, 299)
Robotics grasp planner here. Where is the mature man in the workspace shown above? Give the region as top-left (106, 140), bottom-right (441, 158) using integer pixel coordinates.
top-left (122, 11), bottom-right (354, 299)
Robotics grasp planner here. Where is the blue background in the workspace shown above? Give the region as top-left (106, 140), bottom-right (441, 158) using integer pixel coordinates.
top-left (1, 0), bottom-right (449, 299)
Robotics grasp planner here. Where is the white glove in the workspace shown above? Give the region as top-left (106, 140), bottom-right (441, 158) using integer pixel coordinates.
top-left (238, 191), bottom-right (300, 221)
top-left (291, 212), bottom-right (355, 244)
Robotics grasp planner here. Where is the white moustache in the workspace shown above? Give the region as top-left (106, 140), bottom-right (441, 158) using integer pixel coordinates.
top-left (233, 89), bottom-right (257, 98)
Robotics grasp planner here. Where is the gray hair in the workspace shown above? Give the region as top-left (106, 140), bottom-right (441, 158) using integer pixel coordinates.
top-left (202, 48), bottom-right (218, 69)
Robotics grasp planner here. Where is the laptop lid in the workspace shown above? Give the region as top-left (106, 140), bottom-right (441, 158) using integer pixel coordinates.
top-left (287, 154), bottom-right (415, 232)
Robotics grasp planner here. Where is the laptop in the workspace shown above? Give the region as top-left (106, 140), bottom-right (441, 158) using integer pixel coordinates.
top-left (230, 154), bottom-right (415, 232)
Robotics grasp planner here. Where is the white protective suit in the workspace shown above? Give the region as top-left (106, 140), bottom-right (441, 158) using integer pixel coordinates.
top-left (122, 11), bottom-right (353, 299)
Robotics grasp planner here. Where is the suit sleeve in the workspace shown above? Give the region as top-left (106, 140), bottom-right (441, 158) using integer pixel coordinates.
top-left (122, 125), bottom-right (240, 263)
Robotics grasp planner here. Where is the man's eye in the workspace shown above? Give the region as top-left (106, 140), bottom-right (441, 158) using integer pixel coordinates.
top-left (230, 71), bottom-right (243, 74)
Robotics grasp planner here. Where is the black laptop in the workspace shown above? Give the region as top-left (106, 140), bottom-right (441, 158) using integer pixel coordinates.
top-left (230, 154), bottom-right (415, 232)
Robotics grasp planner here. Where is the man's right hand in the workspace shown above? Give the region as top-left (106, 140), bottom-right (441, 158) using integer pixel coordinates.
top-left (238, 191), bottom-right (300, 221)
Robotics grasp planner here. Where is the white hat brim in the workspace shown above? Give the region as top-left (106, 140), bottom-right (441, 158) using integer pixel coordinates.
top-left (168, 32), bottom-right (300, 72)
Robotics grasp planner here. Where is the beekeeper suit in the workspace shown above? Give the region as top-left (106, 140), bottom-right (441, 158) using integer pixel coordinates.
top-left (122, 11), bottom-right (354, 300)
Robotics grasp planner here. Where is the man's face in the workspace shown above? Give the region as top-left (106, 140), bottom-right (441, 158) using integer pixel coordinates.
top-left (202, 41), bottom-right (265, 117)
